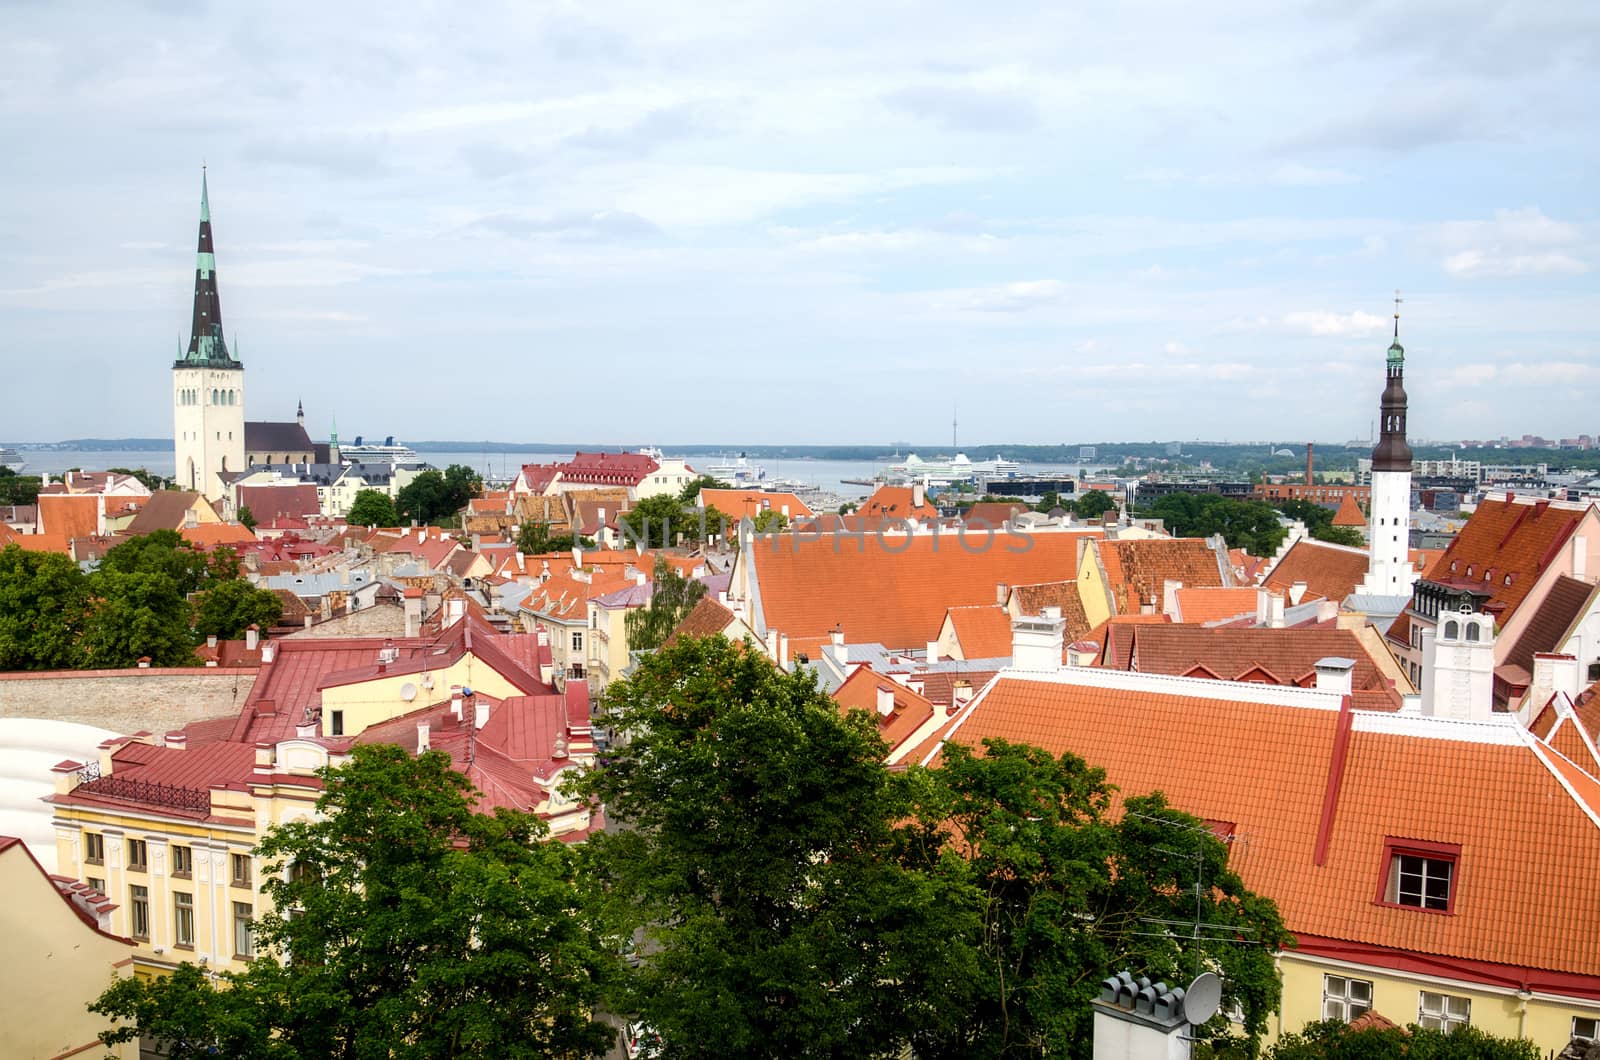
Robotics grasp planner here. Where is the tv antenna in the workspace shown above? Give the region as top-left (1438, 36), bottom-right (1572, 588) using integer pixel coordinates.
top-left (1127, 811), bottom-right (1261, 979)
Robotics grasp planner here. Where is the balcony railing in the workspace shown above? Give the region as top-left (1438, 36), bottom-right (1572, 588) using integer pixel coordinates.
top-left (77, 774), bottom-right (212, 814)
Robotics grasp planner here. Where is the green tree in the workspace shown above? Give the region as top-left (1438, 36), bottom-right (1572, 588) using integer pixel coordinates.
top-left (107, 466), bottom-right (168, 492)
top-left (581, 637), bottom-right (980, 1058)
top-left (80, 568), bottom-right (197, 668)
top-left (1073, 489), bottom-right (1118, 520)
top-left (1275, 499), bottom-right (1367, 549)
top-left (622, 559), bottom-right (707, 653)
top-left (616, 494), bottom-right (691, 549)
top-left (237, 504), bottom-right (258, 531)
top-left (750, 507), bottom-right (788, 534)
top-left (0, 544), bottom-right (88, 670)
top-left (1264, 1019), bottom-right (1540, 1060)
top-left (443, 463), bottom-right (484, 512)
top-left (91, 744), bottom-right (618, 1059)
top-left (677, 474), bottom-right (730, 503)
top-left (0, 467), bottom-right (43, 506)
top-left (1143, 494), bottom-right (1287, 556)
top-left (1317, 525), bottom-right (1367, 548)
top-left (397, 471), bottom-right (451, 524)
top-left (903, 741), bottom-right (1292, 1059)
top-left (193, 578), bottom-right (283, 641)
top-left (346, 488), bottom-right (399, 527)
top-left (98, 529), bottom-right (215, 596)
top-left (1036, 490), bottom-right (1061, 513)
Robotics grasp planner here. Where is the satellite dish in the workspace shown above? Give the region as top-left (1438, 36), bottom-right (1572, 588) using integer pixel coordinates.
top-left (400, 682), bottom-right (418, 702)
top-left (1184, 972), bottom-right (1222, 1026)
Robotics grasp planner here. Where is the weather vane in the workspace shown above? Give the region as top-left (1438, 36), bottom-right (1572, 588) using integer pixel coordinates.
top-left (1393, 289), bottom-right (1402, 338)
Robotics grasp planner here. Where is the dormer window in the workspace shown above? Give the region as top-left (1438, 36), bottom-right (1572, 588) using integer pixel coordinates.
top-left (1379, 839), bottom-right (1459, 913)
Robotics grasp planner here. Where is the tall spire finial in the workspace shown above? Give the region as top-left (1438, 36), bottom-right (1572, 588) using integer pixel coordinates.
top-left (200, 164), bottom-right (210, 224)
top-left (1393, 289), bottom-right (1402, 339)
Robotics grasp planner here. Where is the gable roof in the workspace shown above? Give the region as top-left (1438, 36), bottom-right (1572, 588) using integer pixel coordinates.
top-left (943, 605), bottom-right (1014, 660)
top-left (558, 451), bottom-right (659, 488)
top-left (125, 491), bottom-right (215, 535)
top-left (699, 489), bottom-right (814, 520)
top-left (37, 494), bottom-right (99, 539)
top-left (748, 533), bottom-right (1083, 649)
top-left (1332, 493), bottom-right (1367, 528)
top-left (664, 596), bottom-right (741, 647)
top-left (857, 485), bottom-right (938, 521)
top-left (1008, 580), bottom-right (1093, 643)
top-left (1173, 586), bottom-right (1261, 624)
top-left (1264, 538), bottom-right (1370, 603)
top-left (832, 666), bottom-right (937, 756)
top-left (237, 484), bottom-right (322, 523)
top-left (1096, 538), bottom-right (1229, 614)
top-left (924, 668), bottom-right (1600, 985)
top-left (244, 421), bottom-right (315, 454)
top-left (964, 502), bottom-right (1030, 527)
top-left (1503, 575), bottom-right (1597, 677)
top-left (1423, 496), bottom-right (1588, 622)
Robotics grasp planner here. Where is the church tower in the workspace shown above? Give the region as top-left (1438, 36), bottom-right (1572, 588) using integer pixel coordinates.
top-left (1358, 294), bottom-right (1416, 598)
top-left (172, 169), bottom-right (245, 499)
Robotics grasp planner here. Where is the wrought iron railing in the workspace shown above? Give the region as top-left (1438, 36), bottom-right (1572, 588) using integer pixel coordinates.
top-left (77, 774), bottom-right (212, 814)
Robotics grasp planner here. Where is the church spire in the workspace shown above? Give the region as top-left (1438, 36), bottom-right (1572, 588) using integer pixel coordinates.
top-left (1371, 290), bottom-right (1412, 473)
top-left (178, 166), bottom-right (239, 368)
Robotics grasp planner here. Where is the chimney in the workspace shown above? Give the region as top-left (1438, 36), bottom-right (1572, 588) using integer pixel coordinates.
top-left (927, 640), bottom-right (940, 664)
top-left (254, 743), bottom-right (274, 777)
top-left (416, 721), bottom-right (430, 753)
top-left (825, 627), bottom-right (848, 665)
top-left (471, 533), bottom-right (481, 551)
top-left (952, 680), bottom-right (974, 714)
top-left (1313, 657), bottom-right (1356, 697)
top-left (245, 624), bottom-right (259, 651)
top-left (996, 583), bottom-right (1009, 606)
top-left (207, 634), bottom-right (219, 649)
top-left (403, 592), bottom-right (422, 638)
top-left (1092, 971), bottom-right (1197, 1060)
top-left (1574, 535), bottom-right (1588, 581)
top-left (137, 656), bottom-right (151, 669)
top-left (450, 686), bottom-right (463, 721)
top-left (912, 481), bottom-right (926, 510)
top-left (165, 730), bottom-right (187, 751)
top-left (470, 691), bottom-right (489, 730)
top-left (1288, 581), bottom-right (1308, 606)
top-left (1421, 612), bottom-right (1497, 721)
top-left (876, 685), bottom-right (896, 717)
top-left (1531, 652), bottom-right (1581, 709)
top-left (1012, 607), bottom-right (1066, 671)
top-left (262, 642), bottom-right (277, 663)
top-left (1266, 594), bottom-right (1285, 629)
top-left (778, 633), bottom-right (790, 668)
top-left (1161, 580), bottom-right (1182, 617)
top-left (571, 544), bottom-right (583, 569)
top-left (1306, 442), bottom-right (1315, 486)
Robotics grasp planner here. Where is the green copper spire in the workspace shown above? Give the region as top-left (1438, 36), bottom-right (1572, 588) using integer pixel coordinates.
top-left (200, 164), bottom-right (210, 224)
top-left (1387, 289), bottom-right (1404, 366)
top-left (177, 167), bottom-right (239, 369)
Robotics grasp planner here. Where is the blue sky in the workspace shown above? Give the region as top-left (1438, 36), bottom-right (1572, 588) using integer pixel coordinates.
top-left (2, 0), bottom-right (1597, 446)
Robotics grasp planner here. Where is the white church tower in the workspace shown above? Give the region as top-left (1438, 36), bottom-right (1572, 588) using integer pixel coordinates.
top-left (1357, 294), bottom-right (1416, 599)
top-left (172, 168), bottom-right (244, 500)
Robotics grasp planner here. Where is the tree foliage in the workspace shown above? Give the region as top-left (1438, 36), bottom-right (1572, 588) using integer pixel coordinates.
top-left (749, 507), bottom-right (788, 534)
top-left (237, 504), bottom-right (258, 531)
top-left (346, 488), bottom-right (398, 527)
top-left (91, 744), bottom-right (617, 1059)
top-left (616, 495), bottom-right (720, 549)
top-left (515, 521), bottom-right (592, 555)
top-left (0, 545), bottom-right (89, 669)
top-left (1264, 1020), bottom-right (1540, 1060)
top-left (581, 636), bottom-right (980, 1058)
top-left (901, 740), bottom-right (1292, 1058)
top-left (1141, 494), bottom-right (1287, 556)
top-left (677, 474), bottom-right (730, 503)
top-left (1275, 499), bottom-right (1368, 548)
top-left (193, 577), bottom-right (283, 641)
top-left (0, 467), bottom-right (43, 506)
top-left (622, 559), bottom-right (707, 653)
top-left (1073, 489), bottom-right (1118, 519)
top-left (397, 464), bottom-right (481, 525)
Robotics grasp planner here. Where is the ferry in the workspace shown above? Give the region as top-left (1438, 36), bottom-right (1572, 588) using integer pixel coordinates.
top-left (703, 453), bottom-right (768, 485)
top-left (884, 452), bottom-right (1021, 483)
top-left (0, 447), bottom-right (24, 473)
top-left (339, 436), bottom-right (427, 467)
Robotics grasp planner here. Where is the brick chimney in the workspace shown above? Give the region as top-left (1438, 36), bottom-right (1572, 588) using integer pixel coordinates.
top-left (1306, 442), bottom-right (1315, 486)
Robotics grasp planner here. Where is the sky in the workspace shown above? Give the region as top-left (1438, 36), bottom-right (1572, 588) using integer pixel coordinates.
top-left (2, 1), bottom-right (1598, 447)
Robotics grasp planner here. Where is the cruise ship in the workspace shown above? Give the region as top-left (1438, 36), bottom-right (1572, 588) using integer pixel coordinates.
top-left (885, 452), bottom-right (1022, 483)
top-left (703, 453), bottom-right (768, 485)
top-left (0, 447), bottom-right (24, 473)
top-left (338, 436), bottom-right (426, 467)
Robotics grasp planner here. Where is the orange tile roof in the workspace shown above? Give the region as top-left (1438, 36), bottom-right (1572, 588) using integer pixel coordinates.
top-left (699, 489), bottom-right (814, 520)
top-left (664, 596), bottom-right (740, 647)
top-left (182, 522), bottom-right (258, 548)
top-left (963, 502), bottom-right (1030, 527)
top-left (1096, 538), bottom-right (1229, 614)
top-left (943, 605), bottom-right (1014, 659)
top-left (1263, 538), bottom-right (1369, 602)
top-left (6, 531), bottom-right (71, 554)
top-left (926, 670), bottom-right (1600, 982)
top-left (1332, 492), bottom-right (1367, 527)
top-left (1008, 581), bottom-right (1093, 642)
top-left (749, 533), bottom-right (1082, 649)
top-left (1423, 497), bottom-right (1588, 622)
top-left (1173, 587), bottom-right (1260, 624)
top-left (832, 666), bottom-right (936, 756)
top-left (857, 485), bottom-right (938, 521)
top-left (38, 494), bottom-right (99, 540)
top-left (1114, 624), bottom-right (1400, 707)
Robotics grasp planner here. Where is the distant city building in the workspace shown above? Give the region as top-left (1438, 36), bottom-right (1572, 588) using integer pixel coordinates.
top-left (1078, 445), bottom-right (1097, 462)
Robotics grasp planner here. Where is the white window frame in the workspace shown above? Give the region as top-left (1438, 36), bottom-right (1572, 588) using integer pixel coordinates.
top-left (1418, 990), bottom-right (1470, 1032)
top-left (1322, 974), bottom-right (1373, 1022)
top-left (174, 891), bottom-right (195, 947)
top-left (1387, 852), bottom-right (1454, 911)
top-left (1574, 1017), bottom-right (1600, 1044)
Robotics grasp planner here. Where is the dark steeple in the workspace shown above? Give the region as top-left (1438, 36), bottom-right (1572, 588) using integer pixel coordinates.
top-left (1371, 291), bottom-right (1412, 473)
top-left (176, 167), bottom-right (241, 369)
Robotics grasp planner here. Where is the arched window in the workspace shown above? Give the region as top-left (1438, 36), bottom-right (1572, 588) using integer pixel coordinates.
top-left (1443, 620), bottom-right (1460, 640)
top-left (1465, 623), bottom-right (1481, 642)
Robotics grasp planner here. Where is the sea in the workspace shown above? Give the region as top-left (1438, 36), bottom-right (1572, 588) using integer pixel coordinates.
top-left (13, 447), bottom-right (1104, 502)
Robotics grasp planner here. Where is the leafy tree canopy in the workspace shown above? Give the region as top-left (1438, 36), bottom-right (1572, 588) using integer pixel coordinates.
top-left (346, 488), bottom-right (399, 528)
top-left (621, 558), bottom-right (706, 654)
top-left (1275, 498), bottom-right (1368, 549)
top-left (1073, 489), bottom-right (1118, 519)
top-left (0, 467), bottom-right (43, 506)
top-left (92, 744), bottom-right (618, 1059)
top-left (397, 464), bottom-right (481, 526)
top-left (749, 507), bottom-right (787, 534)
top-left (514, 521), bottom-right (594, 555)
top-left (0, 544), bottom-right (89, 670)
top-left (581, 636), bottom-right (981, 1058)
top-left (107, 466), bottom-right (168, 492)
top-left (1263, 1019), bottom-right (1540, 1060)
top-left (617, 494), bottom-right (703, 549)
top-left (236, 504), bottom-right (257, 531)
top-left (1140, 493), bottom-right (1287, 556)
top-left (193, 578), bottom-right (283, 641)
top-left (677, 474), bottom-right (730, 503)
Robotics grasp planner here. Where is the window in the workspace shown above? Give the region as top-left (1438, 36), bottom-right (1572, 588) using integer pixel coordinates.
top-left (1419, 991), bottom-right (1470, 1032)
top-left (233, 902), bottom-right (254, 958)
top-left (84, 832), bottom-right (104, 864)
top-left (174, 892), bottom-right (194, 947)
top-left (571, 631), bottom-right (583, 651)
top-left (127, 838), bottom-right (148, 872)
top-left (130, 885), bottom-right (149, 939)
top-left (1323, 975), bottom-right (1373, 1021)
top-left (172, 844), bottom-right (192, 877)
top-left (1386, 850), bottom-right (1455, 911)
top-left (1574, 1017), bottom-right (1599, 1044)
top-left (330, 709), bottom-right (344, 736)
top-left (231, 853), bottom-right (252, 888)
top-left (87, 876), bottom-right (104, 894)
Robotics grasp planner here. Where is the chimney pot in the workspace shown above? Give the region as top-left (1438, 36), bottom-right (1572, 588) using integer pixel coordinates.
top-left (876, 685), bottom-right (896, 716)
top-left (417, 721), bottom-right (430, 753)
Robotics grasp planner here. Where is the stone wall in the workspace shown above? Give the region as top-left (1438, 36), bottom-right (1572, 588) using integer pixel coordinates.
top-left (0, 668), bottom-right (255, 736)
top-left (284, 601), bottom-right (408, 639)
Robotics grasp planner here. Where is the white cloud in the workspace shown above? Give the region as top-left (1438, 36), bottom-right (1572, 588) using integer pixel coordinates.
top-left (1433, 207), bottom-right (1592, 279)
top-left (1443, 250), bottom-right (1588, 278)
top-left (1281, 310), bottom-right (1388, 337)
